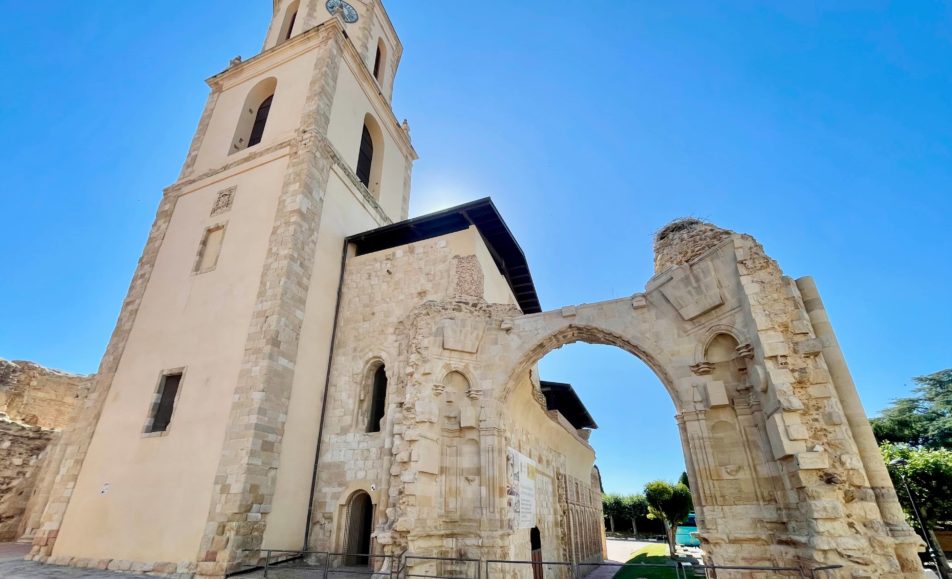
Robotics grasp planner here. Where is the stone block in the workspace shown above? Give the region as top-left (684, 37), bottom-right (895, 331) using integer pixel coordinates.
top-left (703, 381), bottom-right (730, 408)
top-left (794, 338), bottom-right (823, 357)
top-left (441, 319), bottom-right (486, 353)
top-left (657, 262), bottom-right (725, 321)
top-left (154, 561), bottom-right (178, 574)
top-left (791, 319), bottom-right (813, 335)
top-left (786, 423), bottom-right (810, 441)
top-left (766, 413), bottom-right (806, 459)
top-left (763, 340), bottom-right (790, 358)
top-left (839, 453), bottom-right (864, 470)
top-left (824, 410), bottom-right (845, 425)
top-left (796, 451), bottom-right (830, 470)
top-left (415, 439), bottom-right (440, 475)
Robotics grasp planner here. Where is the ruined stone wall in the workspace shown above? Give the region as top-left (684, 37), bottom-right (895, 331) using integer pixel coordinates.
top-left (0, 360), bottom-right (91, 541)
top-left (557, 471), bottom-right (604, 570)
top-left (0, 360), bottom-right (91, 429)
top-left (437, 219), bottom-right (922, 578)
top-left (0, 419), bottom-right (54, 541)
top-left (310, 228), bottom-right (504, 553)
top-left (501, 369), bottom-right (600, 574)
top-left (310, 225), bottom-right (597, 579)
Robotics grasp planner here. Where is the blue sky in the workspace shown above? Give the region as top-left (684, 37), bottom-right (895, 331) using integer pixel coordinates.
top-left (1, 2), bottom-right (950, 494)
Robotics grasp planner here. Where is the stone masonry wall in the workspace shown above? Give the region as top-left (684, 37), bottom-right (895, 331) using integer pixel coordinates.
top-left (0, 360), bottom-right (91, 429)
top-left (310, 235), bottom-right (467, 553)
top-left (0, 360), bottom-right (91, 541)
top-left (311, 228), bottom-right (603, 579)
top-left (0, 419), bottom-right (53, 541)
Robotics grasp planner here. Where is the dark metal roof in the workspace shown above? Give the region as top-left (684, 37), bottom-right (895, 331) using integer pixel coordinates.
top-left (540, 381), bottom-right (598, 430)
top-left (346, 198), bottom-right (541, 314)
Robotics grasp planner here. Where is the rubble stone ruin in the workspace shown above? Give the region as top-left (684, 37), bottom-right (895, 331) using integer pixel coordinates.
top-left (9, 1), bottom-right (926, 578)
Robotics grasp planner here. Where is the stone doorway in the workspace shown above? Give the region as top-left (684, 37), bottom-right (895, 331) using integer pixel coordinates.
top-left (344, 491), bottom-right (373, 566)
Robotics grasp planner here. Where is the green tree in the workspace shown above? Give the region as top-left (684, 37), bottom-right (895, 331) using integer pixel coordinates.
top-left (872, 370), bottom-right (952, 448)
top-left (678, 471), bottom-right (690, 489)
top-left (882, 443), bottom-right (952, 525)
top-left (602, 493), bottom-right (623, 533)
top-left (644, 481), bottom-right (693, 557)
top-left (621, 494), bottom-right (649, 537)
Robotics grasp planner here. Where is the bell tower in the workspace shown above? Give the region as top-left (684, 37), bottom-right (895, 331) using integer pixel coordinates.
top-left (29, 1), bottom-right (416, 577)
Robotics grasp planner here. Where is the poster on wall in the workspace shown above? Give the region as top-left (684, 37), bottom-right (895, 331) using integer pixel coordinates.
top-left (506, 448), bottom-right (537, 530)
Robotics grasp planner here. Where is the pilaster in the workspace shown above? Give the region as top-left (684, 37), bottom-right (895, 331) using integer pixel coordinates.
top-left (194, 31), bottom-right (346, 578)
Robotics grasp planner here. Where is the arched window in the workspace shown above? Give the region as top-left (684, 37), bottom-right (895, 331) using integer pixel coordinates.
top-left (373, 38), bottom-right (387, 83)
top-left (278, 1), bottom-right (300, 43)
top-left (355, 114), bottom-right (383, 195)
top-left (367, 365), bottom-right (387, 433)
top-left (231, 78), bottom-right (277, 154)
top-left (285, 12), bottom-right (297, 40)
top-left (247, 95), bottom-right (272, 148)
top-left (356, 125), bottom-right (374, 188)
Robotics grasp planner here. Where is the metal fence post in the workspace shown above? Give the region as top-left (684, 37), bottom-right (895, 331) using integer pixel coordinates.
top-left (571, 562), bottom-right (578, 579)
top-left (323, 552), bottom-right (331, 579)
top-left (264, 549), bottom-right (271, 578)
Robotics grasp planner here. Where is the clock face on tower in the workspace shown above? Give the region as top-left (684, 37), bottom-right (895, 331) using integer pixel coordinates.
top-left (326, 0), bottom-right (359, 24)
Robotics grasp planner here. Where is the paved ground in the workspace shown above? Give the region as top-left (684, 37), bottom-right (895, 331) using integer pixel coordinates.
top-left (0, 543), bottom-right (153, 578)
top-left (0, 539), bottom-right (668, 578)
top-left (604, 538), bottom-right (657, 563)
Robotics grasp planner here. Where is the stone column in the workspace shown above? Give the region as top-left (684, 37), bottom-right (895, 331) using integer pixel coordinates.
top-left (796, 276), bottom-right (922, 569)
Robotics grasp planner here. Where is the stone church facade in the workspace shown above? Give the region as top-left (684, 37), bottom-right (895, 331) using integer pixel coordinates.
top-left (21, 1), bottom-right (926, 578)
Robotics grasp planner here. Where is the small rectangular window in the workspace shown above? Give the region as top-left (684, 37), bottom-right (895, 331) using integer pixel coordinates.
top-left (195, 224), bottom-right (226, 273)
top-left (146, 372), bottom-right (182, 434)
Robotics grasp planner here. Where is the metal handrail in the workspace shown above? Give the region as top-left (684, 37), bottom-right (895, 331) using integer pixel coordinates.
top-left (251, 549), bottom-right (844, 579)
top-left (261, 550), bottom-right (402, 579)
top-left (576, 559), bottom-right (685, 579)
top-left (404, 554), bottom-right (481, 579)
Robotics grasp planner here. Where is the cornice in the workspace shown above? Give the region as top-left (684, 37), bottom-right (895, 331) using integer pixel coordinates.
top-left (205, 20), bottom-right (337, 89)
top-left (164, 139), bottom-right (295, 197)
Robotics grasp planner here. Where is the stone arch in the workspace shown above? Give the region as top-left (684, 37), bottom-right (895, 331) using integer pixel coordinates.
top-left (498, 323), bottom-right (681, 409)
top-left (491, 314), bottom-right (768, 566)
top-left (434, 362), bottom-right (481, 398)
top-left (322, 218), bottom-right (923, 578)
top-left (693, 324), bottom-right (749, 367)
top-left (342, 490), bottom-right (375, 565)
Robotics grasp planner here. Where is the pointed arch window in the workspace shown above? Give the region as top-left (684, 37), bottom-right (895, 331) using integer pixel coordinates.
top-left (367, 365), bottom-right (387, 433)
